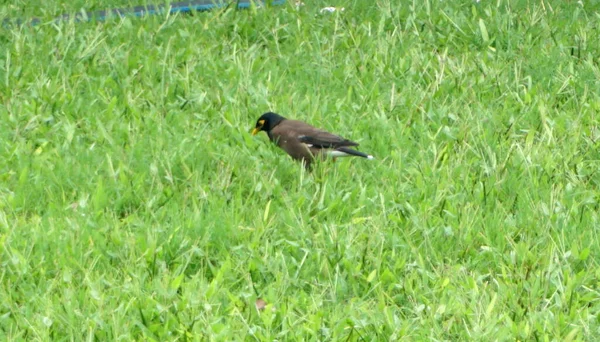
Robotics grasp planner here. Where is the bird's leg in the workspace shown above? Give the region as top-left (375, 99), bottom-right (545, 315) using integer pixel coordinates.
top-left (302, 159), bottom-right (313, 171)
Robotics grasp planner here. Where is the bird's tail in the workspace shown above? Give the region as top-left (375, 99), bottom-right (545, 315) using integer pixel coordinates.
top-left (337, 147), bottom-right (374, 159)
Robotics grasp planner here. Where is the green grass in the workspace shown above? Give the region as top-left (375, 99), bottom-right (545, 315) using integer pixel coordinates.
top-left (1, 0), bottom-right (600, 340)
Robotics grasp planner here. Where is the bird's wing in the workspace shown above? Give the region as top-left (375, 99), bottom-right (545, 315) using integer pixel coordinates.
top-left (297, 132), bottom-right (359, 148)
top-left (274, 120), bottom-right (360, 148)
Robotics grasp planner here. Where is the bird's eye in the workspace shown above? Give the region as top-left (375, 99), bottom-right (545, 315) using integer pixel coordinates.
top-left (258, 120), bottom-right (265, 127)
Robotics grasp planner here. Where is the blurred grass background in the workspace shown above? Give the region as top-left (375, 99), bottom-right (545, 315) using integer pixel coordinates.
top-left (1, 0), bottom-right (599, 339)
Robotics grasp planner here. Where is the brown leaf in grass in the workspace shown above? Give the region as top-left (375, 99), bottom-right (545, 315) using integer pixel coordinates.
top-left (255, 298), bottom-right (267, 311)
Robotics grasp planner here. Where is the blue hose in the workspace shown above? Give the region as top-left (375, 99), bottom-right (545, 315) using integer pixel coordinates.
top-left (3, 0), bottom-right (286, 27)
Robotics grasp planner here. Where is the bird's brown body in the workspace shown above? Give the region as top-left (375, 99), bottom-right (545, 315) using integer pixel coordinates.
top-left (252, 112), bottom-right (373, 169)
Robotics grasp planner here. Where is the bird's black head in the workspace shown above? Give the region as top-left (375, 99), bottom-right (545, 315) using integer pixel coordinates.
top-left (251, 112), bottom-right (286, 135)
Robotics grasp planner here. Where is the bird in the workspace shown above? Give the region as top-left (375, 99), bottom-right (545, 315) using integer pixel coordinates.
top-left (251, 112), bottom-right (374, 169)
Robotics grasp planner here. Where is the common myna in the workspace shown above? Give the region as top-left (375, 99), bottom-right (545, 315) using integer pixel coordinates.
top-left (251, 112), bottom-right (374, 169)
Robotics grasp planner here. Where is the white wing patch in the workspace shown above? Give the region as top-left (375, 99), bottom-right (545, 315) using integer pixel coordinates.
top-left (298, 135), bottom-right (313, 147)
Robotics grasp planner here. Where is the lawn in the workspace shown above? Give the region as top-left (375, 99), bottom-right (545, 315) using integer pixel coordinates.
top-left (1, 0), bottom-right (600, 340)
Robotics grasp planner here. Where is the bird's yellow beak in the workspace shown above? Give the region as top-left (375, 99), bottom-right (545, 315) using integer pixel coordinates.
top-left (251, 120), bottom-right (265, 135)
